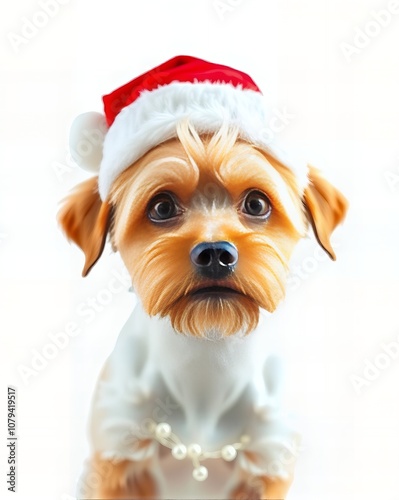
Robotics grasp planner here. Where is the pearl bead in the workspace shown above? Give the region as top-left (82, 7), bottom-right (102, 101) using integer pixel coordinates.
top-left (193, 465), bottom-right (208, 482)
top-left (171, 443), bottom-right (187, 460)
top-left (221, 445), bottom-right (237, 462)
top-left (187, 443), bottom-right (202, 458)
top-left (155, 423), bottom-right (171, 439)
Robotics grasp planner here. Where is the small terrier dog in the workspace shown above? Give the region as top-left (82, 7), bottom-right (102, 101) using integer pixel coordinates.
top-left (59, 56), bottom-right (347, 499)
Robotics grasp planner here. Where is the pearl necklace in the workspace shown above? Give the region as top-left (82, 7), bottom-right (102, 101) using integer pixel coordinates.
top-left (148, 420), bottom-right (250, 482)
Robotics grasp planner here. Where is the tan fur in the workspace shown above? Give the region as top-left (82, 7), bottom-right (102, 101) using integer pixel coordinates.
top-left (231, 474), bottom-right (293, 500)
top-left (82, 452), bottom-right (156, 499)
top-left (304, 166), bottom-right (348, 260)
top-left (57, 177), bottom-right (112, 276)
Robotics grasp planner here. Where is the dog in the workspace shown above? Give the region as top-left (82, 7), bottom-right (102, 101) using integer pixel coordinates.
top-left (58, 56), bottom-right (347, 499)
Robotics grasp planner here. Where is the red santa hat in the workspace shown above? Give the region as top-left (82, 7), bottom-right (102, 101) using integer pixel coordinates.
top-left (69, 55), bottom-right (307, 200)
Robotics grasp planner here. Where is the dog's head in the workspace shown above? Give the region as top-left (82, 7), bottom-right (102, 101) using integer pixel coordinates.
top-left (59, 122), bottom-right (347, 338)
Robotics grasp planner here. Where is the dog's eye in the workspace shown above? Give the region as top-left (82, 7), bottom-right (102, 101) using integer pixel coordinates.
top-left (147, 193), bottom-right (182, 222)
top-left (242, 190), bottom-right (271, 218)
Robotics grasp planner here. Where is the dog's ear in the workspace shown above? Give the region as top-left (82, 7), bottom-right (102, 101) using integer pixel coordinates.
top-left (58, 177), bottom-right (113, 276)
top-left (303, 166), bottom-right (348, 260)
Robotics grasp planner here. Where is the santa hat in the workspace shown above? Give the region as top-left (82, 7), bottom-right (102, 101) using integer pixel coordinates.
top-left (69, 55), bottom-right (307, 200)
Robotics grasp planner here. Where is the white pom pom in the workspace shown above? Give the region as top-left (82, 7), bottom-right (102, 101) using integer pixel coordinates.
top-left (69, 112), bottom-right (108, 172)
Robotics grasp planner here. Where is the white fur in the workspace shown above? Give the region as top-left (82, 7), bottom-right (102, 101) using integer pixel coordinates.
top-left (69, 112), bottom-right (108, 172)
top-left (86, 302), bottom-right (298, 499)
top-left (69, 82), bottom-right (309, 200)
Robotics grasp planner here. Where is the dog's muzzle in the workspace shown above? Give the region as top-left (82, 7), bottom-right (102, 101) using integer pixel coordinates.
top-left (190, 241), bottom-right (238, 279)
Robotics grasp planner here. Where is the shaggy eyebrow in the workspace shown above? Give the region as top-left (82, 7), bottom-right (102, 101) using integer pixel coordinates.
top-left (146, 156), bottom-right (190, 170)
top-left (217, 152), bottom-right (305, 233)
top-left (135, 156), bottom-right (199, 196)
top-left (113, 155), bottom-right (199, 235)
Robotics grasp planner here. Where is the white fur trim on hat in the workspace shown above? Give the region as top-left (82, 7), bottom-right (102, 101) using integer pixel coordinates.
top-left (70, 82), bottom-right (308, 200)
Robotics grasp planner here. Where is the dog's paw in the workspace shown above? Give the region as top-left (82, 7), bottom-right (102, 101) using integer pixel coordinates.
top-left (230, 478), bottom-right (263, 500)
top-left (230, 474), bottom-right (292, 500)
top-left (78, 452), bottom-right (157, 499)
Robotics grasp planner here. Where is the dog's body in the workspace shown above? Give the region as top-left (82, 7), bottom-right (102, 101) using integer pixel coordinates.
top-left (59, 61), bottom-right (347, 498)
top-left (88, 303), bottom-right (293, 499)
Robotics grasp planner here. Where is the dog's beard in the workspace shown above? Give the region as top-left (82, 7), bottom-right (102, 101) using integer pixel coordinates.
top-left (130, 234), bottom-right (289, 338)
top-left (166, 294), bottom-right (260, 338)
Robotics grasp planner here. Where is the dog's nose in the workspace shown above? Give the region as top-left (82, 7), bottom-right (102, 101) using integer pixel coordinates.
top-left (190, 241), bottom-right (238, 279)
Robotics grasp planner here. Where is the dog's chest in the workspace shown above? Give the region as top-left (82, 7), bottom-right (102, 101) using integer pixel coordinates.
top-left (149, 316), bottom-right (267, 434)
top-left (93, 306), bottom-right (270, 446)
top-left (90, 306), bottom-right (295, 497)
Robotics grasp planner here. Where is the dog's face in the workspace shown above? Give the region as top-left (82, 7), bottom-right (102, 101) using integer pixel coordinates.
top-left (59, 122), bottom-right (347, 338)
top-left (109, 124), bottom-right (306, 337)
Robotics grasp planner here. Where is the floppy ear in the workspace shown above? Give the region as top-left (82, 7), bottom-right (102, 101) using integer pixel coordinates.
top-left (303, 166), bottom-right (348, 260)
top-left (58, 177), bottom-right (113, 276)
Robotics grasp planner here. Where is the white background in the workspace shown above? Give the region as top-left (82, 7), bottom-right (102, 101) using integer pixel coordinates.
top-left (1, 0), bottom-right (399, 499)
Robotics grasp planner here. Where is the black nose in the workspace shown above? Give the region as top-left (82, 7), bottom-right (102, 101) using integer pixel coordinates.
top-left (190, 241), bottom-right (238, 279)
